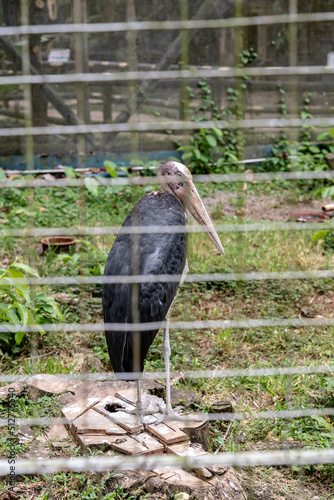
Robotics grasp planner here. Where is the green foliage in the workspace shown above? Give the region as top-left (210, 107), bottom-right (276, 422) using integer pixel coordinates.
top-left (104, 160), bottom-right (118, 177)
top-left (312, 229), bottom-right (334, 251)
top-left (0, 260), bottom-right (63, 354)
top-left (240, 48), bottom-right (258, 65)
top-left (177, 80), bottom-right (240, 174)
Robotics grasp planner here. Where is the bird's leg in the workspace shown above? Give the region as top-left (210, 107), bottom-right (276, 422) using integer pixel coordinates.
top-left (163, 316), bottom-right (173, 415)
top-left (136, 376), bottom-right (143, 421)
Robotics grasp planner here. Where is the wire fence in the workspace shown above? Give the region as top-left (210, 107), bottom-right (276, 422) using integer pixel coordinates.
top-left (1, 0), bottom-right (334, 493)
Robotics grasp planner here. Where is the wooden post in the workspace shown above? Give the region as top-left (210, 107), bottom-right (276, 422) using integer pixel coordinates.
top-left (73, 0), bottom-right (90, 153)
top-left (257, 25), bottom-right (267, 62)
top-left (103, 84), bottom-right (113, 123)
top-left (30, 0), bottom-right (49, 134)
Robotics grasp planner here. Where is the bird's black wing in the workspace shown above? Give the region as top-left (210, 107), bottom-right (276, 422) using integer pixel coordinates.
top-left (102, 191), bottom-right (187, 376)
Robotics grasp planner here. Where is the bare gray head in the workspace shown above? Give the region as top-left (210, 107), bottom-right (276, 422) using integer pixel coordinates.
top-left (157, 160), bottom-right (225, 255)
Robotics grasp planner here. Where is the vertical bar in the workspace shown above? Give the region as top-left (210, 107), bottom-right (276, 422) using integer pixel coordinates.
top-left (180, 0), bottom-right (189, 122)
top-left (72, 0), bottom-right (89, 413)
top-left (234, 0), bottom-right (244, 163)
top-left (73, 0), bottom-right (90, 154)
top-left (127, 0), bottom-right (139, 156)
top-left (286, 0), bottom-right (299, 439)
top-left (127, 0), bottom-right (141, 379)
top-left (20, 0), bottom-right (37, 372)
top-left (20, 0), bottom-right (34, 170)
top-left (234, 0), bottom-right (246, 265)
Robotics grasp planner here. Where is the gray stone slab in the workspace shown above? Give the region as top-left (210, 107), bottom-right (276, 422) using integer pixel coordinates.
top-left (26, 374), bottom-right (76, 396)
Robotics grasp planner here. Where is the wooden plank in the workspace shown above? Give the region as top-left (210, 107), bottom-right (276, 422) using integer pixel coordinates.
top-left (106, 411), bottom-right (143, 434)
top-left (146, 422), bottom-right (189, 445)
top-left (76, 433), bottom-right (119, 451)
top-left (92, 396), bottom-right (144, 433)
top-left (62, 398), bottom-right (100, 420)
top-left (109, 433), bottom-right (164, 455)
top-left (74, 409), bottom-right (126, 436)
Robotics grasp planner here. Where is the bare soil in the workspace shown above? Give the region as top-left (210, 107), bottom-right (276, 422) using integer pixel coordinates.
top-left (205, 190), bottom-right (333, 222)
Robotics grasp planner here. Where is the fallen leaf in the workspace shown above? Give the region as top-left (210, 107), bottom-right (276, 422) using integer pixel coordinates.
top-left (38, 206), bottom-right (46, 212)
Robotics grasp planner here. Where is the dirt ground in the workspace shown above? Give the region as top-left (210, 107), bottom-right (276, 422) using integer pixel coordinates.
top-left (205, 190), bottom-right (333, 222)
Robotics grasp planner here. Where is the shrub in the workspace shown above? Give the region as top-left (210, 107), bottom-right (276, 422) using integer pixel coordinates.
top-left (0, 260), bottom-right (63, 354)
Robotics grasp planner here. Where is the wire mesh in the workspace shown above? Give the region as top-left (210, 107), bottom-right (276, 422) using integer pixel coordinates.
top-left (1, 0), bottom-right (334, 495)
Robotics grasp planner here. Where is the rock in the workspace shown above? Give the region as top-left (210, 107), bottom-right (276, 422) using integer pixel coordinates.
top-left (43, 423), bottom-right (74, 448)
top-left (18, 425), bottom-right (35, 444)
top-left (25, 374), bottom-right (76, 397)
top-left (0, 381), bottom-right (26, 401)
top-left (210, 400), bottom-right (234, 415)
top-left (20, 441), bottom-right (51, 460)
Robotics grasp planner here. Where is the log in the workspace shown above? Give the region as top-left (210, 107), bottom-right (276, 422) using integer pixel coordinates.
top-left (322, 203), bottom-right (334, 212)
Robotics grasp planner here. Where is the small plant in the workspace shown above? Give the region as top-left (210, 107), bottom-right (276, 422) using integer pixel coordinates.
top-left (0, 260), bottom-right (63, 354)
top-left (240, 48), bottom-right (258, 66)
top-left (177, 80), bottom-right (239, 174)
top-left (312, 229), bottom-right (334, 252)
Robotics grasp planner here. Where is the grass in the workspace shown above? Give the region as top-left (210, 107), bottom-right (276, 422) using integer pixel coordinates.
top-left (1, 176), bottom-right (334, 498)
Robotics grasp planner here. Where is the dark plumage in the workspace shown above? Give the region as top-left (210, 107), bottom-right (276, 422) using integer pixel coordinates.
top-left (102, 160), bottom-right (224, 395)
top-left (102, 190), bottom-right (187, 376)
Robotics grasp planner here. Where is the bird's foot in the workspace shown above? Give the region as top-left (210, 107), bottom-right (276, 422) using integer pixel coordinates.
top-left (162, 405), bottom-right (185, 422)
top-left (115, 396), bottom-right (166, 419)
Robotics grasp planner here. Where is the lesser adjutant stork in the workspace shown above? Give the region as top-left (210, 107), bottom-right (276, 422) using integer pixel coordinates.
top-left (102, 160), bottom-right (224, 415)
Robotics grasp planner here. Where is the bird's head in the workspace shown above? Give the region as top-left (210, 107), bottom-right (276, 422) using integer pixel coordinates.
top-left (157, 160), bottom-right (225, 255)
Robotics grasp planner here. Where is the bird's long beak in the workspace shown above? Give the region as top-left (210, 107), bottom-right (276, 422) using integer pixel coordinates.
top-left (177, 180), bottom-right (225, 255)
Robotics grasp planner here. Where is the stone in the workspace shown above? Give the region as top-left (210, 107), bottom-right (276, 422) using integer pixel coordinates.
top-left (18, 425), bottom-right (35, 444)
top-left (0, 381), bottom-right (26, 400)
top-left (20, 441), bottom-right (51, 460)
top-left (26, 374), bottom-right (76, 396)
top-left (43, 423), bottom-right (74, 448)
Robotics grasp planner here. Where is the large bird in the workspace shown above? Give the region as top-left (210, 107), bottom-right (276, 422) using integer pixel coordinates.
top-left (102, 160), bottom-right (224, 414)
